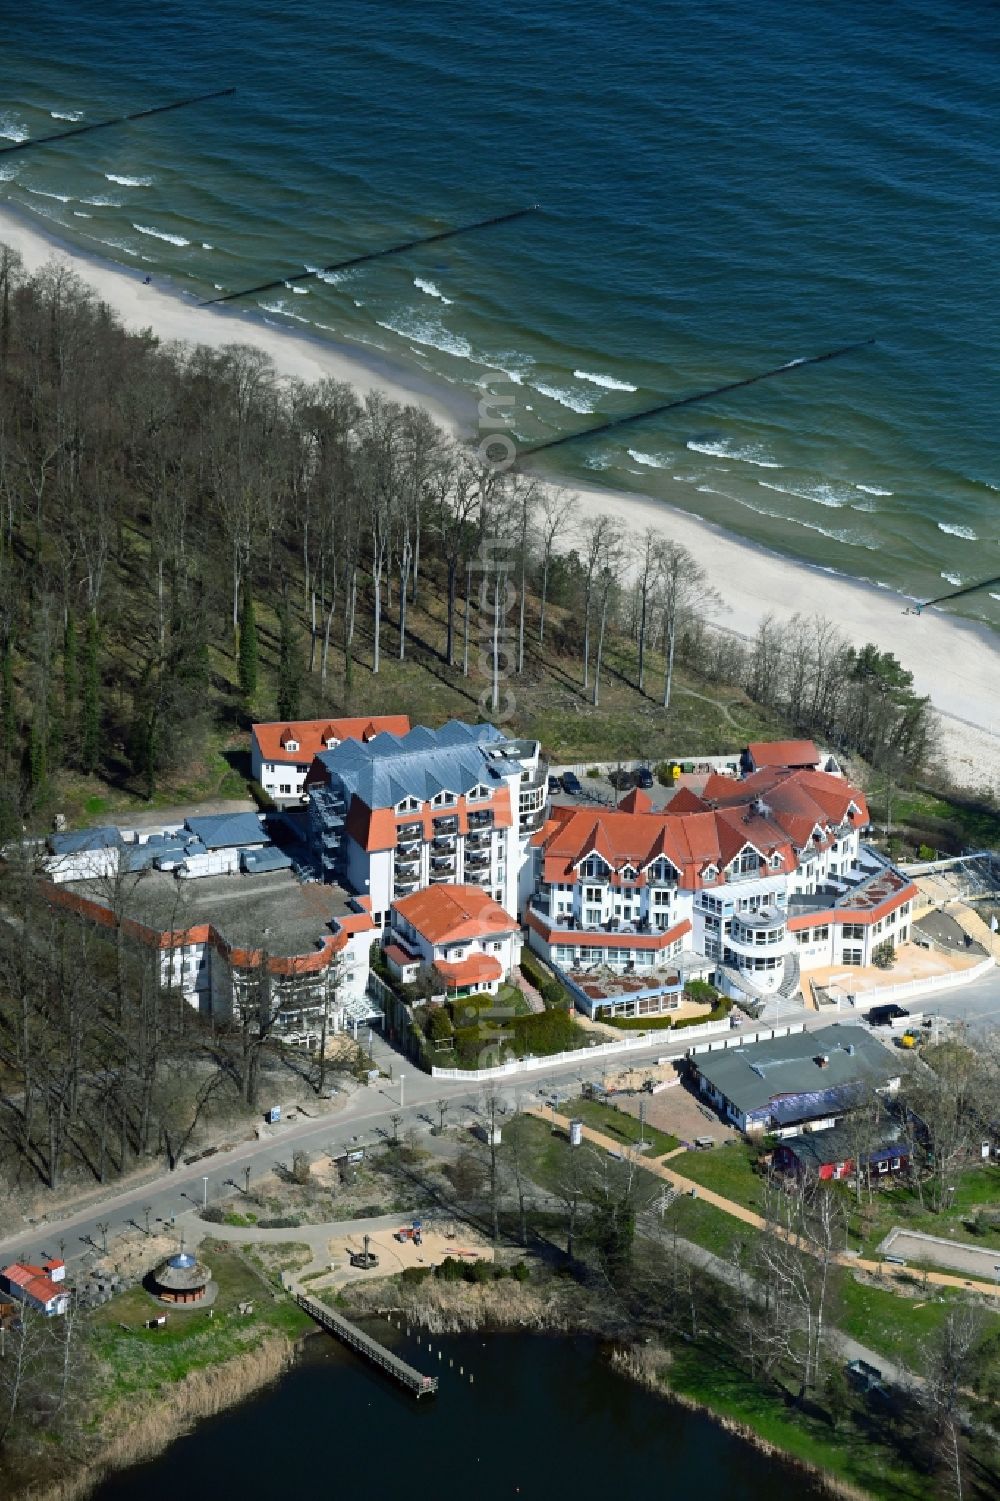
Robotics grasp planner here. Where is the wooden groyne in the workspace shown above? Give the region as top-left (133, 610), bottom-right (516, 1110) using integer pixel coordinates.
top-left (294, 1291), bottom-right (439, 1397)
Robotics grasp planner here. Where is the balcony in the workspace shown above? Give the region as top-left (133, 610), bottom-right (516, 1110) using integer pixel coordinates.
top-left (394, 852), bottom-right (419, 872)
top-left (466, 868), bottom-right (491, 886)
top-left (432, 835), bottom-right (456, 853)
top-left (465, 849), bottom-right (490, 869)
top-left (433, 815), bottom-right (459, 834)
top-left (519, 807), bottom-right (546, 833)
top-left (431, 854), bottom-right (455, 872)
top-left (467, 812), bottom-right (493, 832)
top-left (394, 875), bottom-right (418, 894)
top-left (397, 820), bottom-right (423, 840)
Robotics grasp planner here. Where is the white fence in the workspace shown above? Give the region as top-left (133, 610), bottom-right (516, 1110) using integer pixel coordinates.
top-left (829, 955), bottom-right (994, 1009)
top-left (685, 1021), bottom-right (806, 1057)
top-left (429, 1017), bottom-right (732, 1082)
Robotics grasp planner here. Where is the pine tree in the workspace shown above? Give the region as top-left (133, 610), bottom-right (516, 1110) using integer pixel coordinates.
top-left (238, 592), bottom-right (258, 701)
top-left (80, 610), bottom-right (101, 774)
top-left (276, 597), bottom-right (301, 720)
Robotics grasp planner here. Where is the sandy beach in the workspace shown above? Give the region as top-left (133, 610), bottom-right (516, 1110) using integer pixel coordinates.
top-left (2, 205), bottom-right (998, 791)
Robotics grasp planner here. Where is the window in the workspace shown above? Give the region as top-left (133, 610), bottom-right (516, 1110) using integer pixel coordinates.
top-left (284, 739), bottom-right (299, 753)
top-left (843, 948), bottom-right (863, 966)
top-left (812, 925), bottom-right (829, 942)
top-left (584, 886), bottom-right (603, 904)
top-left (467, 784), bottom-right (491, 803)
top-left (395, 795), bottom-right (421, 813)
top-left (582, 855), bottom-right (607, 878)
top-left (279, 784), bottom-right (292, 795)
top-left (841, 923), bottom-right (864, 942)
top-left (432, 790), bottom-right (457, 808)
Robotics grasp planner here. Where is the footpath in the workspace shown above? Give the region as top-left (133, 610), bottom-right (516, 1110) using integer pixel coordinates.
top-left (531, 1107), bottom-right (1000, 1300)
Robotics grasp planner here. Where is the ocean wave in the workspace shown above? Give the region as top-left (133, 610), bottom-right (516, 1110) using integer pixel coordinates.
top-left (940, 571), bottom-right (964, 587)
top-left (107, 173), bottom-right (153, 187)
top-left (0, 163), bottom-right (21, 181)
top-left (82, 193), bottom-right (122, 207)
top-left (990, 593), bottom-right (1000, 603)
top-left (687, 437), bottom-right (781, 468)
top-left (50, 109), bottom-right (83, 121)
top-left (574, 368), bottom-right (637, 392)
top-left (414, 276), bottom-right (452, 304)
top-left (83, 232), bottom-right (138, 258)
top-left (375, 307), bottom-right (474, 361)
top-left (758, 478), bottom-right (847, 508)
top-left (627, 449), bottom-right (669, 469)
top-left (306, 263), bottom-right (357, 287)
top-left (584, 453), bottom-right (615, 471)
top-left (132, 223), bottom-right (190, 246)
top-left (0, 114), bottom-right (29, 143)
top-left (73, 210), bottom-right (92, 218)
top-left (532, 381), bottom-right (596, 414)
top-left (937, 521), bottom-right (978, 540)
top-left (257, 298), bottom-right (312, 325)
top-left (202, 242), bottom-right (214, 250)
top-left (25, 186), bottom-right (72, 203)
top-left (285, 282), bottom-right (310, 294)
top-left (854, 483), bottom-right (893, 496)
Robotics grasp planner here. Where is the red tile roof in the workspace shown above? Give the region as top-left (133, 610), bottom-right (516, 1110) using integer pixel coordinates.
top-left (393, 885), bottom-right (517, 945)
top-left (532, 768), bottom-right (867, 890)
top-left (434, 953), bottom-right (503, 988)
top-left (2, 1261), bottom-right (65, 1307)
top-left (746, 739), bottom-right (819, 770)
top-left (253, 715), bottom-right (411, 766)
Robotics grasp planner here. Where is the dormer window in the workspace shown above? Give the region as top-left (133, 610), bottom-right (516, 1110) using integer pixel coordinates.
top-left (432, 790), bottom-right (457, 808)
top-left (284, 738), bottom-right (299, 754)
top-left (704, 864), bottom-right (718, 881)
top-left (770, 852), bottom-right (783, 868)
top-left (621, 864), bottom-right (637, 880)
top-left (581, 854), bottom-right (608, 879)
top-left (467, 784), bottom-right (492, 803)
top-left (325, 736), bottom-right (339, 749)
top-left (395, 795), bottom-right (421, 814)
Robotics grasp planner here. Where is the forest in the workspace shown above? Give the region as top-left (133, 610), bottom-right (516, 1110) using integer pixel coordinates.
top-left (0, 245), bottom-right (934, 835)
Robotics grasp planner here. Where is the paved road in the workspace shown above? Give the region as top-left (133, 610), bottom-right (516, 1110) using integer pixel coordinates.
top-left (3, 980), bottom-right (997, 1274)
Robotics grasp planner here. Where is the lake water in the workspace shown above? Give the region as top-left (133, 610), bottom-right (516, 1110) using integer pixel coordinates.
top-left (3, 1), bottom-right (998, 627)
top-left (89, 1332), bottom-right (823, 1501)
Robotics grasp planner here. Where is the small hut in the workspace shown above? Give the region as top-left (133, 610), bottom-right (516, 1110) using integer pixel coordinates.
top-left (152, 1249), bottom-right (211, 1305)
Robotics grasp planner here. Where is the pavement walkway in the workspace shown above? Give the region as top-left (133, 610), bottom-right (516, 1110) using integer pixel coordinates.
top-left (533, 1107), bottom-right (1000, 1301)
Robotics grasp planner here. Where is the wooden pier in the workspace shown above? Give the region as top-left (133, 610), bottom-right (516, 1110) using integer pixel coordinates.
top-left (294, 1291), bottom-right (439, 1397)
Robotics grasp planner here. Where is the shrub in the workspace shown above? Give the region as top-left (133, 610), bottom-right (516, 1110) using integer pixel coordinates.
top-left (400, 1265), bottom-right (433, 1285)
top-left (510, 1260), bottom-right (531, 1282)
top-left (604, 1014), bottom-right (673, 1031)
top-left (872, 940), bottom-right (896, 971)
top-left (248, 779), bottom-right (277, 812)
top-left (426, 1006), bottom-right (454, 1041)
top-left (292, 1150), bottom-right (311, 1185)
top-left (587, 766), bottom-right (601, 778)
top-left (684, 979), bottom-right (720, 1005)
top-left (520, 950), bottom-right (572, 1010)
top-left (258, 1215), bottom-right (301, 1229)
top-left (655, 761), bottom-right (678, 786)
top-left (917, 843), bottom-right (936, 862)
top-left (435, 1256), bottom-right (466, 1282)
top-left (464, 1258), bottom-right (495, 1284)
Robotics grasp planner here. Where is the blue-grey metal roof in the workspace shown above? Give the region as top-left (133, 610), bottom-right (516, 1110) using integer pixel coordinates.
top-left (693, 1025), bottom-right (896, 1119)
top-left (183, 813), bottom-right (267, 850)
top-left (48, 826), bottom-right (123, 856)
top-left (241, 847), bottom-right (294, 873)
top-left (124, 838), bottom-right (190, 871)
top-left (312, 720), bottom-right (515, 810)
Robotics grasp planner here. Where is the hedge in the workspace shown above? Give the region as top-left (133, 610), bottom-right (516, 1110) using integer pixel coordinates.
top-left (450, 1006), bottom-right (587, 1066)
top-left (602, 1013), bottom-right (674, 1031)
top-left (520, 950), bottom-right (572, 1010)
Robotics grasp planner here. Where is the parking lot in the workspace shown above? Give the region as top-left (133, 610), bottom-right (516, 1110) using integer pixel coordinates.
top-left (602, 1067), bottom-right (738, 1147)
top-left (548, 767), bottom-right (728, 812)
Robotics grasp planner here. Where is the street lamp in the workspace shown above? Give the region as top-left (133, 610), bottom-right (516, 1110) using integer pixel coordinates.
top-left (399, 1074), bottom-right (405, 1109)
top-left (202, 1175), bottom-right (209, 1209)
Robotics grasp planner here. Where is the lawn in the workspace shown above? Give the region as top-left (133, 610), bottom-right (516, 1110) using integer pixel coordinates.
top-left (666, 1139), bottom-right (765, 1209)
top-left (570, 1097), bottom-right (680, 1157)
top-left (842, 1163), bottom-right (1000, 1258)
top-left (837, 1273), bottom-right (1000, 1373)
top-left (661, 1191), bottom-right (762, 1261)
top-left (86, 1245), bottom-right (314, 1405)
top-left (667, 1342), bottom-right (935, 1501)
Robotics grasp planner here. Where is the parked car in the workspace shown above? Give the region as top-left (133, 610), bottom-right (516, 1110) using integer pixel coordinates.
top-left (608, 767), bottom-right (634, 790)
top-left (866, 1003), bottom-right (909, 1027)
top-left (635, 765), bottom-right (654, 788)
top-left (560, 771), bottom-right (583, 796)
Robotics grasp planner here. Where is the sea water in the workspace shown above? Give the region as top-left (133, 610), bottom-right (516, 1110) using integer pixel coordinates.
top-left (2, 0), bottom-right (998, 628)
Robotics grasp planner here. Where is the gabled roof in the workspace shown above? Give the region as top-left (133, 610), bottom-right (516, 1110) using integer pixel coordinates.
top-left (254, 715), bottom-right (411, 764)
top-left (780, 1123), bottom-right (908, 1172)
top-left (2, 1261), bottom-right (65, 1307)
top-left (48, 826), bottom-right (122, 856)
top-left (312, 721), bottom-right (522, 812)
top-left (746, 739), bottom-right (820, 770)
top-left (393, 884), bottom-right (517, 945)
top-left (617, 787), bottom-right (653, 814)
top-left (692, 1025), bottom-right (897, 1118)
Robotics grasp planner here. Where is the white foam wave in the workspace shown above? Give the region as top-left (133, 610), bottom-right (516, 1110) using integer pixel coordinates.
top-left (758, 479), bottom-right (846, 508)
top-left (0, 114), bottom-right (29, 143)
top-left (82, 193), bottom-right (122, 207)
top-left (132, 223), bottom-right (189, 246)
top-left (687, 437), bottom-right (781, 468)
top-left (584, 453), bottom-right (614, 471)
top-left (940, 571), bottom-right (963, 587)
top-left (25, 186), bottom-right (72, 203)
top-left (285, 282), bottom-right (310, 294)
top-left (375, 308), bottom-right (474, 361)
top-left (574, 368), bottom-right (637, 392)
top-left (50, 109), bottom-right (83, 122)
top-left (414, 276), bottom-right (452, 304)
top-left (107, 173), bottom-right (153, 187)
top-left (854, 483), bottom-right (893, 496)
top-left (0, 163), bottom-right (21, 181)
top-left (990, 593), bottom-right (1000, 603)
top-left (202, 242), bottom-right (214, 250)
top-left (84, 233), bottom-right (138, 258)
top-left (73, 210), bottom-right (92, 219)
top-left (256, 298), bottom-right (311, 326)
top-left (627, 449), bottom-right (669, 469)
top-left (937, 521), bottom-right (978, 540)
top-left (532, 381), bottom-right (595, 414)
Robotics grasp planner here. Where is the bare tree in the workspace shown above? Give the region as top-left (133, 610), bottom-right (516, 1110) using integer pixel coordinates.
top-left (534, 486), bottom-right (576, 646)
